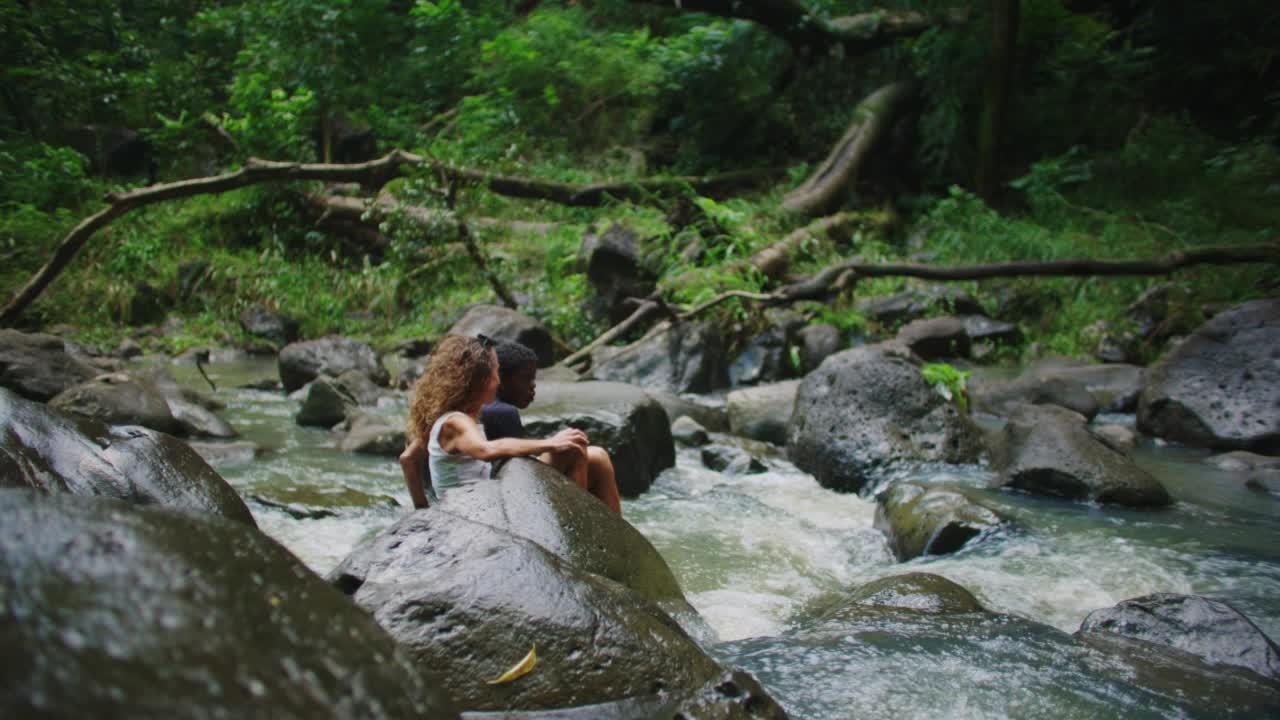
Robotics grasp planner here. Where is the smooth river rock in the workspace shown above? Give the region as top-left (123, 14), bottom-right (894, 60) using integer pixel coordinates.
top-left (326, 473), bottom-right (786, 716)
top-left (786, 344), bottom-right (984, 494)
top-left (448, 304), bottom-right (555, 367)
top-left (993, 404), bottom-right (1171, 507)
top-left (1138, 298), bottom-right (1280, 453)
top-left (727, 380), bottom-right (800, 446)
top-left (589, 321), bottom-right (729, 394)
top-left (0, 387), bottom-right (254, 525)
top-left (521, 381), bottom-right (674, 497)
top-left (278, 335), bottom-right (389, 393)
top-left (874, 482), bottom-right (1005, 561)
top-left (0, 490), bottom-right (457, 719)
top-left (0, 329), bottom-right (99, 401)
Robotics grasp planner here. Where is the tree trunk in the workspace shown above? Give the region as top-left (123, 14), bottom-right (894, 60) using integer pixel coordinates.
top-left (976, 0), bottom-right (1020, 201)
top-left (782, 81), bottom-right (915, 216)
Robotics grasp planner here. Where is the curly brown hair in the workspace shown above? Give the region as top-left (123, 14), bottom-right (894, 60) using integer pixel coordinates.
top-left (407, 334), bottom-right (497, 443)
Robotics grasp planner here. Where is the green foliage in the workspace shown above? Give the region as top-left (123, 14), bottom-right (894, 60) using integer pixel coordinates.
top-left (921, 362), bottom-right (970, 413)
top-left (0, 142), bottom-right (94, 210)
top-left (219, 76), bottom-right (318, 160)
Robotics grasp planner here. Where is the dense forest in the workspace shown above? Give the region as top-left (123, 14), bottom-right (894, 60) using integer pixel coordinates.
top-left (3, 0), bottom-right (1278, 361)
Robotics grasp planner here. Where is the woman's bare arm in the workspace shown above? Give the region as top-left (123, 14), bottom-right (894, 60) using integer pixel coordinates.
top-left (399, 437), bottom-right (431, 509)
top-left (440, 414), bottom-right (586, 461)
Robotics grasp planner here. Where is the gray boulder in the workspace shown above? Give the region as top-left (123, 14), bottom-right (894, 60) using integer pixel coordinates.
top-left (278, 335), bottom-right (389, 393)
top-left (0, 490), bottom-right (456, 719)
top-left (786, 344), bottom-right (984, 494)
top-left (238, 305), bottom-right (300, 347)
top-left (339, 411), bottom-right (406, 456)
top-left (448, 304), bottom-right (554, 367)
top-left (701, 445), bottom-right (767, 475)
top-left (727, 380), bottom-right (800, 446)
top-left (1090, 424), bottom-right (1137, 455)
top-left (0, 329), bottom-right (99, 401)
top-left (135, 364), bottom-right (237, 439)
top-left (296, 376), bottom-right (357, 428)
top-left (579, 224), bottom-right (656, 324)
top-left (856, 288), bottom-right (985, 327)
top-left (522, 381), bottom-right (674, 497)
top-left (895, 316), bottom-right (971, 360)
top-left (1138, 298), bottom-right (1280, 452)
top-left (590, 321), bottom-right (729, 394)
top-left (1078, 593), bottom-right (1280, 682)
top-left (326, 464), bottom-right (785, 716)
top-left (648, 390), bottom-right (729, 432)
top-left (671, 415), bottom-right (710, 446)
top-left (186, 439), bottom-right (260, 468)
top-left (972, 358), bottom-right (1145, 419)
top-left (874, 482), bottom-right (1005, 561)
top-left (838, 573), bottom-right (987, 617)
top-left (993, 404), bottom-right (1171, 507)
top-left (50, 372), bottom-right (183, 435)
top-left (1, 387), bottom-right (254, 525)
top-left (795, 323), bottom-right (841, 373)
top-left (728, 327), bottom-right (793, 387)
top-left (960, 314), bottom-right (1023, 345)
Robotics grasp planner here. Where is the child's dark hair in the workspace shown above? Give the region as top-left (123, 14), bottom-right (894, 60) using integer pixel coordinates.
top-left (494, 340), bottom-right (538, 378)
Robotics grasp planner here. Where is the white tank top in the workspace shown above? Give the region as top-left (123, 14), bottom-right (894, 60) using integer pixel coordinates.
top-left (427, 411), bottom-right (491, 498)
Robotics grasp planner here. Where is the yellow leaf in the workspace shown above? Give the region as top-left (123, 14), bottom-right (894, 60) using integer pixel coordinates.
top-left (487, 644), bottom-right (537, 685)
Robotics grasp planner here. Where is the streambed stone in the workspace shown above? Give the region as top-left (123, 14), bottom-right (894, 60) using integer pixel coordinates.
top-left (1078, 593), bottom-right (1280, 683)
top-left (874, 482), bottom-right (1004, 561)
top-left (0, 490), bottom-right (456, 719)
top-left (1, 387), bottom-right (254, 525)
top-left (521, 381), bottom-right (674, 497)
top-left (1138, 298), bottom-right (1280, 452)
top-left (448, 304), bottom-right (554, 367)
top-left (327, 494), bottom-right (784, 716)
top-left (278, 335), bottom-right (389, 393)
top-left (993, 404), bottom-right (1171, 507)
top-left (589, 321), bottom-right (729, 394)
top-left (0, 329), bottom-right (99, 401)
top-left (727, 380), bottom-right (799, 446)
top-left (786, 343), bottom-right (983, 494)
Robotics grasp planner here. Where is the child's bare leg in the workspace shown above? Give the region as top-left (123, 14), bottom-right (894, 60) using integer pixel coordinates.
top-left (586, 445), bottom-right (622, 515)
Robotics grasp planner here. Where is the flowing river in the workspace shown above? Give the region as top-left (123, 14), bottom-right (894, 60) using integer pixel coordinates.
top-left (174, 357), bottom-right (1280, 719)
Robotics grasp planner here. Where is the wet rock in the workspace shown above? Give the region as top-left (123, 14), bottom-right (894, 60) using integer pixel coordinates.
top-left (522, 381), bottom-right (674, 497)
top-left (578, 224), bottom-right (657, 324)
top-left (787, 344), bottom-right (984, 494)
top-left (278, 335), bottom-right (389, 393)
top-left (1206, 451), bottom-right (1280, 473)
top-left (50, 372), bottom-right (183, 435)
top-left (334, 368), bottom-right (384, 405)
top-left (448, 304), bottom-right (554, 367)
top-left (247, 485), bottom-right (399, 520)
top-left (972, 358), bottom-right (1144, 418)
top-left (339, 411), bottom-right (406, 456)
top-left (296, 376), bottom-right (357, 428)
top-left (795, 323), bottom-right (841, 373)
top-left (727, 380), bottom-right (800, 446)
top-left (589, 321), bottom-right (729, 394)
top-left (0, 490), bottom-right (454, 719)
top-left (671, 416), bottom-right (710, 446)
top-left (327, 497), bottom-right (785, 715)
top-left (960, 314), bottom-right (1023, 346)
top-left (1078, 593), bottom-right (1280, 682)
top-left (728, 327), bottom-right (793, 387)
top-left (993, 404), bottom-right (1171, 507)
top-left (701, 445), bottom-right (767, 475)
top-left (648, 390), bottom-right (729, 432)
top-left (895, 316), bottom-right (972, 360)
top-left (1138, 298), bottom-right (1280, 453)
top-left (842, 573), bottom-right (986, 616)
top-left (1091, 424), bottom-right (1137, 454)
top-left (1, 387), bottom-right (254, 524)
top-left (0, 329), bottom-right (99, 401)
top-left (439, 458), bottom-right (707, 634)
top-left (874, 482), bottom-right (1004, 561)
top-left (238, 305), bottom-right (300, 347)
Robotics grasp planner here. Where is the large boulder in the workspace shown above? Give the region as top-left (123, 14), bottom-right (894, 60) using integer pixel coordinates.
top-left (295, 376), bottom-right (357, 428)
top-left (238, 304), bottom-right (300, 347)
top-left (49, 372), bottom-right (183, 435)
top-left (786, 344), bottom-right (984, 494)
top-left (579, 224), bottom-right (656, 324)
top-left (278, 335), bottom-right (389, 393)
top-left (589, 321), bottom-right (729, 394)
top-left (993, 404), bottom-right (1171, 507)
top-left (326, 470), bottom-right (786, 716)
top-left (1078, 593), bottom-right (1280, 683)
top-left (971, 358), bottom-right (1144, 418)
top-left (728, 327), bottom-right (793, 387)
top-left (0, 490), bottom-right (456, 719)
top-left (448, 304), bottom-right (555, 367)
top-left (873, 482), bottom-right (1005, 561)
top-left (1138, 298), bottom-right (1280, 452)
top-left (134, 364), bottom-right (237, 438)
top-left (521, 381), bottom-right (674, 497)
top-left (836, 573), bottom-right (987, 617)
top-left (727, 380), bottom-right (800, 446)
top-left (894, 316), bottom-right (971, 360)
top-left (434, 458), bottom-right (708, 635)
top-left (1, 387), bottom-right (254, 525)
top-left (0, 329), bottom-right (99, 401)
top-left (795, 323), bottom-right (841, 374)
top-left (338, 411), bottom-right (406, 456)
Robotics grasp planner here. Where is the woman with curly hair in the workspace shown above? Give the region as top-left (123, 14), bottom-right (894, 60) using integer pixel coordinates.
top-left (399, 334), bottom-right (589, 509)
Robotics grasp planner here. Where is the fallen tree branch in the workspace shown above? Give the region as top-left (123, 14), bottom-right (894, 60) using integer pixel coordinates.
top-left (1, 151), bottom-right (774, 325)
top-left (747, 210), bottom-right (890, 278)
top-left (562, 243), bottom-right (1280, 366)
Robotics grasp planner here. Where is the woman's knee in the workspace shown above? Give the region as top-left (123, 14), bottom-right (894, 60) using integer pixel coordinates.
top-left (587, 445), bottom-right (612, 469)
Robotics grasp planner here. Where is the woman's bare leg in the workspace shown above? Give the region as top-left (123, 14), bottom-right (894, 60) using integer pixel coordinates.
top-left (540, 447), bottom-right (589, 491)
top-left (586, 446), bottom-right (622, 515)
